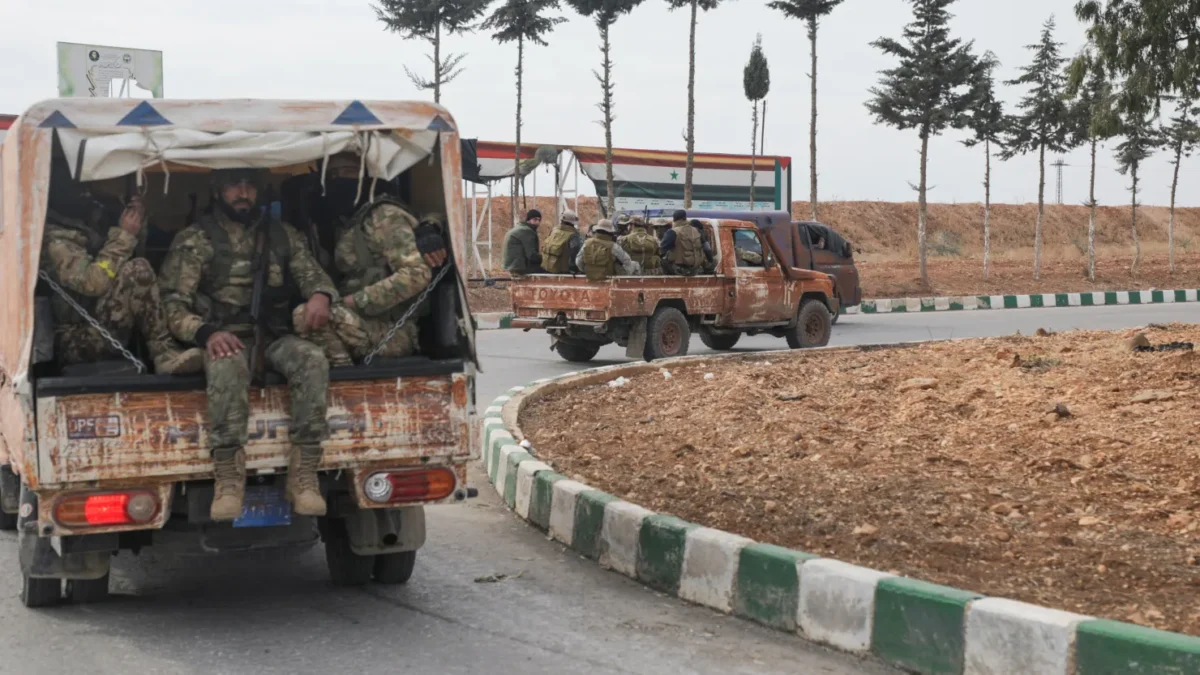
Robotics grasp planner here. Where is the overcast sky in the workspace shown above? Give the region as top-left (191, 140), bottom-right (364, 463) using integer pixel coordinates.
top-left (2, 0), bottom-right (1197, 207)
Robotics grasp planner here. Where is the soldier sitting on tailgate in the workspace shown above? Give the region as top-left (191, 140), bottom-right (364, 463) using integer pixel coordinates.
top-left (576, 219), bottom-right (640, 281)
top-left (40, 161), bottom-right (203, 375)
top-left (293, 152), bottom-right (448, 366)
top-left (540, 210), bottom-right (584, 274)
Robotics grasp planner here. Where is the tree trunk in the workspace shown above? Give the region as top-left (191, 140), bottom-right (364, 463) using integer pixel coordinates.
top-left (433, 22), bottom-right (442, 104)
top-left (1170, 141), bottom-right (1182, 275)
top-left (1131, 165), bottom-right (1140, 277)
top-left (749, 101), bottom-right (758, 211)
top-left (983, 139), bottom-right (991, 281)
top-left (808, 18), bottom-right (819, 221)
top-left (761, 100), bottom-right (767, 155)
top-left (1035, 143), bottom-right (1045, 281)
top-left (918, 130), bottom-right (929, 288)
top-left (512, 36), bottom-right (524, 227)
top-left (684, 0), bottom-right (697, 208)
top-left (600, 21), bottom-right (616, 216)
top-left (1088, 138), bottom-right (1097, 281)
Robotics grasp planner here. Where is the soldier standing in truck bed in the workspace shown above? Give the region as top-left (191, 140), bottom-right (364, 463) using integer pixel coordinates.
top-left (658, 210), bottom-right (709, 275)
top-left (618, 216), bottom-right (662, 274)
top-left (576, 219), bottom-right (640, 281)
top-left (541, 210), bottom-right (583, 274)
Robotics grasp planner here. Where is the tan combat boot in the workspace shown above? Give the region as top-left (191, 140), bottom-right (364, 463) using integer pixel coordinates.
top-left (210, 448), bottom-right (247, 521)
top-left (153, 347), bottom-right (205, 375)
top-left (286, 445), bottom-right (327, 516)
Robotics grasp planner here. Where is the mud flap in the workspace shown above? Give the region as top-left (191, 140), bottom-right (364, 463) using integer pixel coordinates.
top-left (0, 465), bottom-right (19, 514)
top-left (344, 505), bottom-right (426, 556)
top-left (19, 529), bottom-right (111, 580)
top-left (626, 318), bottom-right (648, 359)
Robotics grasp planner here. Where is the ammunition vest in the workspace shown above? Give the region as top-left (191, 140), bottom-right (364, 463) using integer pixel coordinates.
top-left (581, 237), bottom-right (617, 282)
top-left (669, 222), bottom-right (704, 269)
top-left (198, 213), bottom-right (293, 332)
top-left (338, 197), bottom-right (424, 321)
top-left (619, 230), bottom-right (661, 272)
top-left (542, 225), bottom-right (577, 274)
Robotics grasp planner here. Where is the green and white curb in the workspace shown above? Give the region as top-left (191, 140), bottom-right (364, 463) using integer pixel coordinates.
top-left (857, 288), bottom-right (1200, 314)
top-left (479, 356), bottom-right (1200, 675)
top-left (474, 312), bottom-right (516, 330)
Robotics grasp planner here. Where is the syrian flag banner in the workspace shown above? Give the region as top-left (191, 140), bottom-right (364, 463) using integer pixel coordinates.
top-left (572, 146), bottom-right (790, 213)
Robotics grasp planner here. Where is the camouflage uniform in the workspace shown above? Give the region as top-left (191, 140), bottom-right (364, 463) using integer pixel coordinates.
top-left (293, 199), bottom-right (433, 365)
top-left (159, 209), bottom-right (338, 455)
top-left (618, 227), bottom-right (663, 274)
top-left (41, 210), bottom-right (184, 370)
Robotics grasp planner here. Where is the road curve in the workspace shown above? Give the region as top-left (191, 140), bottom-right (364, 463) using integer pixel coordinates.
top-left (2, 304), bottom-right (1190, 674)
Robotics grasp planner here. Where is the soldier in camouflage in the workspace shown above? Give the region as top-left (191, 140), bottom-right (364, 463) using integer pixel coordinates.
top-left (292, 153), bottom-right (447, 365)
top-left (618, 216), bottom-right (662, 274)
top-left (41, 171), bottom-right (203, 375)
top-left (159, 168), bottom-right (339, 522)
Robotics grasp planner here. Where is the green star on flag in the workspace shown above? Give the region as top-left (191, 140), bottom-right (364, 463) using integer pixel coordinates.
top-left (669, 170), bottom-right (679, 180)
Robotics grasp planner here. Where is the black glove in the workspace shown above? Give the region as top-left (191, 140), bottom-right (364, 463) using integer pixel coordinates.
top-left (414, 222), bottom-right (446, 258)
top-left (531, 252), bottom-right (543, 266)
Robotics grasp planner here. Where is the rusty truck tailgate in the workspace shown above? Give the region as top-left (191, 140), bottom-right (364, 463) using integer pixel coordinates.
top-left (34, 369), bottom-right (469, 487)
top-left (511, 275), bottom-right (729, 320)
top-left (510, 275), bottom-right (613, 318)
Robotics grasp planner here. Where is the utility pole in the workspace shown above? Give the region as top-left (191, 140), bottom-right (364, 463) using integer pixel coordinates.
top-left (1051, 158), bottom-right (1069, 205)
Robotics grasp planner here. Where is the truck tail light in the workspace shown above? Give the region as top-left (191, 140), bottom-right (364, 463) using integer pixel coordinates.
top-left (54, 491), bottom-right (159, 527)
top-left (363, 468), bottom-right (456, 504)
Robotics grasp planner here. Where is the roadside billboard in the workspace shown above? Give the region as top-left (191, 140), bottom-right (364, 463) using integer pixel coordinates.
top-left (57, 42), bottom-right (164, 98)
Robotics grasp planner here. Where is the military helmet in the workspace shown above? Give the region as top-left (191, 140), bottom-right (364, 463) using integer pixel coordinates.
top-left (617, 213), bottom-right (632, 225)
top-left (561, 210), bottom-right (580, 225)
top-left (592, 219), bottom-right (615, 235)
top-left (211, 168), bottom-right (263, 188)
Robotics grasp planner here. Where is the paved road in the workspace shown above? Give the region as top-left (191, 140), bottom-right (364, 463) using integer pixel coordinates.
top-left (1, 304), bottom-right (1190, 674)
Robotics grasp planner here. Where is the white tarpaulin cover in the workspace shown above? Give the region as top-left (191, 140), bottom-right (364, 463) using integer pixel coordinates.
top-left (55, 128), bottom-right (439, 184)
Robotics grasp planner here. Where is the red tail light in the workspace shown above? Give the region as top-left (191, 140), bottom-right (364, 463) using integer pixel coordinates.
top-left (363, 468), bottom-right (457, 504)
top-left (54, 491), bottom-right (159, 527)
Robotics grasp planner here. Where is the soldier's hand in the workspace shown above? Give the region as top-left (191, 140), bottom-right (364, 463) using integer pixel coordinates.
top-left (422, 248), bottom-right (447, 268)
top-left (206, 331), bottom-right (244, 360)
top-left (304, 293), bottom-right (332, 331)
top-left (119, 196), bottom-right (146, 236)
top-left (343, 294), bottom-right (356, 309)
top-left (415, 223), bottom-right (447, 268)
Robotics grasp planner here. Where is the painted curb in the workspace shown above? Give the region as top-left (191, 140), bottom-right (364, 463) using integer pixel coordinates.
top-left (480, 358), bottom-right (1200, 674)
top-left (474, 288), bottom-right (1199, 329)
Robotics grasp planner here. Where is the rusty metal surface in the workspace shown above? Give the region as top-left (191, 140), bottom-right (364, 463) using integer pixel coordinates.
top-left (35, 374), bottom-right (470, 487)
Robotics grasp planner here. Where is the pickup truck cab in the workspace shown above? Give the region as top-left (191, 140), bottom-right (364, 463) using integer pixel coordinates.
top-left (509, 218), bottom-right (835, 361)
top-left (0, 99), bottom-right (478, 606)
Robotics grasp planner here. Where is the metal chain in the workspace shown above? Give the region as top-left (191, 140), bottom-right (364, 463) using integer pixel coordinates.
top-left (37, 270), bottom-right (146, 373)
top-left (363, 264), bottom-right (455, 365)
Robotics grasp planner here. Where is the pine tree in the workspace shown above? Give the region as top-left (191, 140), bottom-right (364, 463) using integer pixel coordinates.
top-left (1002, 16), bottom-right (1073, 282)
top-left (1077, 0), bottom-right (1200, 107)
top-left (962, 51), bottom-right (1004, 281)
top-left (865, 0), bottom-right (981, 288)
top-left (375, 0), bottom-right (489, 104)
top-left (1157, 103), bottom-right (1200, 274)
top-left (483, 0), bottom-right (566, 224)
top-left (667, 0), bottom-right (721, 208)
top-left (743, 35), bottom-right (770, 211)
top-left (567, 0), bottom-right (647, 216)
top-left (1114, 107), bottom-right (1156, 277)
top-left (1066, 45), bottom-right (1120, 281)
top-left (767, 0), bottom-right (845, 221)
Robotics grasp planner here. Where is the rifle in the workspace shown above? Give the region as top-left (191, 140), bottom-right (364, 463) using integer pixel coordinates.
top-left (247, 191), bottom-right (277, 387)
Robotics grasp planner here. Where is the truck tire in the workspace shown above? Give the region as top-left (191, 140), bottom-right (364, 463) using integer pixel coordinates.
top-left (21, 575), bottom-right (60, 608)
top-left (0, 509), bottom-right (15, 532)
top-left (374, 550), bottom-right (417, 585)
top-left (0, 464), bottom-right (17, 531)
top-left (67, 574), bottom-right (110, 604)
top-left (644, 307), bottom-right (690, 361)
top-left (699, 329), bottom-right (741, 351)
top-left (554, 341), bottom-right (601, 363)
top-left (322, 519), bottom-right (375, 587)
top-left (786, 299), bottom-right (832, 349)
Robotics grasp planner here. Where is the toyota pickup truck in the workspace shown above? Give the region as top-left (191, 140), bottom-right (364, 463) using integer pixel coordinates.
top-left (0, 98), bottom-right (478, 606)
top-left (508, 219), bottom-right (835, 361)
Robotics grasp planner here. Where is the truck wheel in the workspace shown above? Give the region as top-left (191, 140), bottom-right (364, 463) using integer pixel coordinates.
top-left (374, 550), bottom-right (417, 585)
top-left (644, 307), bottom-right (691, 361)
top-left (786, 299), bottom-right (832, 349)
top-left (322, 518), bottom-right (375, 587)
top-left (0, 509), bottom-right (15, 532)
top-left (554, 342), bottom-right (601, 363)
top-left (67, 574), bottom-right (110, 604)
top-left (699, 329), bottom-right (741, 351)
top-left (0, 464), bottom-right (18, 531)
top-left (21, 575), bottom-right (60, 608)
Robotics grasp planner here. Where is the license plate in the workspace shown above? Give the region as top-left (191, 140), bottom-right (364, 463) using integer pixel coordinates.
top-left (233, 485), bottom-right (292, 528)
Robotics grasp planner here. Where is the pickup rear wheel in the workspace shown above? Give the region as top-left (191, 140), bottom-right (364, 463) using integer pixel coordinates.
top-left (786, 299), bottom-right (832, 349)
top-left (321, 518), bottom-right (375, 587)
top-left (21, 575), bottom-right (61, 608)
top-left (699, 329), bottom-right (741, 351)
top-left (374, 550), bottom-right (417, 584)
top-left (554, 341), bottom-right (601, 363)
top-left (644, 307), bottom-right (691, 361)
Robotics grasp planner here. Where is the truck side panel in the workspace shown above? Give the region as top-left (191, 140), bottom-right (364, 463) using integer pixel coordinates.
top-left (510, 276), bottom-right (728, 320)
top-left (35, 374), bottom-right (469, 487)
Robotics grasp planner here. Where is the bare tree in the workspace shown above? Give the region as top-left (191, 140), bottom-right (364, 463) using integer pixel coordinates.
top-left (375, 0), bottom-right (489, 103)
top-left (668, 0), bottom-right (722, 207)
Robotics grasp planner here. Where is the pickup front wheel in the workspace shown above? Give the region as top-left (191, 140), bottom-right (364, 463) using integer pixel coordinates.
top-left (786, 299), bottom-right (832, 349)
top-left (644, 307), bottom-right (691, 361)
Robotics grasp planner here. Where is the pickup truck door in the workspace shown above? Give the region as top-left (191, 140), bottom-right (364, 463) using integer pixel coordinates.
top-left (730, 229), bottom-right (787, 323)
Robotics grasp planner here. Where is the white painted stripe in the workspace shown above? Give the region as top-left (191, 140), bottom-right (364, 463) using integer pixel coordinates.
top-left (964, 598), bottom-right (1090, 675)
top-left (844, 305), bottom-right (861, 315)
top-left (1041, 293), bottom-right (1056, 307)
top-left (798, 559), bottom-right (894, 653)
top-left (679, 527), bottom-right (754, 613)
top-left (481, 419), bottom-right (505, 464)
top-left (934, 297), bottom-right (951, 311)
top-left (494, 445), bottom-right (521, 497)
top-left (875, 299), bottom-right (893, 312)
top-left (486, 430), bottom-right (515, 480)
top-left (514, 460), bottom-right (553, 520)
top-left (1068, 293), bottom-right (1081, 306)
top-left (962, 296), bottom-right (979, 310)
top-left (1187, 289), bottom-right (1198, 302)
top-left (507, 385), bottom-right (526, 394)
top-left (904, 297), bottom-right (921, 312)
top-left (1164, 291), bottom-right (1177, 303)
top-left (548, 480), bottom-right (591, 547)
top-left (483, 405), bottom-right (503, 419)
top-left (990, 295), bottom-right (1005, 309)
top-left (1116, 291), bottom-right (1130, 304)
top-left (1016, 295), bottom-right (1031, 309)
top-left (599, 501), bottom-right (653, 578)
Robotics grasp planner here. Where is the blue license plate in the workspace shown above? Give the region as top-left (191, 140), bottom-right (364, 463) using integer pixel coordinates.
top-left (233, 485), bottom-right (292, 528)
